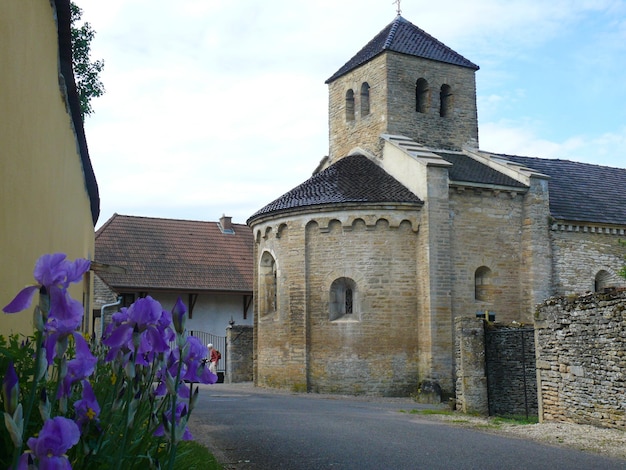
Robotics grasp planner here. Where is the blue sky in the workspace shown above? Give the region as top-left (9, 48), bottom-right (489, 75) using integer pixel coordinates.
top-left (75, 0), bottom-right (626, 228)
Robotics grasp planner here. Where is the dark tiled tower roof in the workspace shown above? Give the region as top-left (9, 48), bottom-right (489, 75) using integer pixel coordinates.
top-left (95, 214), bottom-right (253, 293)
top-left (247, 155), bottom-right (423, 223)
top-left (326, 15), bottom-right (479, 84)
top-left (499, 154), bottom-right (626, 226)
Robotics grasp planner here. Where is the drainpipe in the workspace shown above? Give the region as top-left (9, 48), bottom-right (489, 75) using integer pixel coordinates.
top-left (100, 296), bottom-right (122, 338)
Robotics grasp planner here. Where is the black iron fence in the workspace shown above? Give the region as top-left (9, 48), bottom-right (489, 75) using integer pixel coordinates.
top-left (485, 327), bottom-right (537, 418)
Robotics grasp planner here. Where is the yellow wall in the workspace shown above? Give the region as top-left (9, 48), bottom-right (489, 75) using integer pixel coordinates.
top-left (0, 1), bottom-right (97, 336)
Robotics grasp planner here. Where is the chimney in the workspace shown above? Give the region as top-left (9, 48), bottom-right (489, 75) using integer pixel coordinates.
top-left (219, 214), bottom-right (234, 233)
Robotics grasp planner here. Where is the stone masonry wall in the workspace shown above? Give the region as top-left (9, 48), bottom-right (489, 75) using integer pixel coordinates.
top-left (328, 52), bottom-right (478, 161)
top-left (385, 53), bottom-right (478, 151)
top-left (448, 188), bottom-right (526, 323)
top-left (226, 325), bottom-right (253, 383)
top-left (551, 226), bottom-right (626, 295)
top-left (455, 317), bottom-right (488, 414)
top-left (328, 54), bottom-right (388, 161)
top-left (535, 291), bottom-right (626, 429)
top-left (251, 209), bottom-right (423, 396)
top-left (253, 220), bottom-right (308, 390)
top-left (305, 215), bottom-right (420, 396)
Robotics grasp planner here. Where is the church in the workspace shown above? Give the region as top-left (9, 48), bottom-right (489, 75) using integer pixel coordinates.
top-left (247, 15), bottom-right (626, 397)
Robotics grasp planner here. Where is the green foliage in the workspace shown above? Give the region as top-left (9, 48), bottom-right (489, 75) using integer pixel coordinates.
top-left (1, 252), bottom-right (220, 469)
top-left (0, 335), bottom-right (39, 468)
top-left (173, 441), bottom-right (223, 470)
top-left (70, 1), bottom-right (105, 119)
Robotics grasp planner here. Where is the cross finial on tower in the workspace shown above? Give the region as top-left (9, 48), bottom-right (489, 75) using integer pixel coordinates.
top-left (393, 0), bottom-right (402, 16)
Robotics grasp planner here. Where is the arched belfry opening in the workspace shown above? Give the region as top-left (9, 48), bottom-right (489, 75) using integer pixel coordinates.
top-left (345, 89), bottom-right (355, 121)
top-left (439, 84), bottom-right (453, 117)
top-left (416, 78), bottom-right (430, 113)
top-left (360, 82), bottom-right (370, 117)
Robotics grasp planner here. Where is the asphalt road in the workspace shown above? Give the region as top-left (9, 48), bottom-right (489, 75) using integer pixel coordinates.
top-left (188, 383), bottom-right (626, 470)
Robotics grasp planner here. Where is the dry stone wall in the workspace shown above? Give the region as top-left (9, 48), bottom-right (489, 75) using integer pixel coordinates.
top-left (535, 291), bottom-right (626, 429)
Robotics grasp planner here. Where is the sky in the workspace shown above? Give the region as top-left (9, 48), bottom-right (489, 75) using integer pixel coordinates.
top-left (74, 0), bottom-right (626, 228)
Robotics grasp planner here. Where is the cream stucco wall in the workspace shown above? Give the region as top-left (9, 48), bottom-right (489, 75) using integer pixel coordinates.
top-left (0, 1), bottom-right (97, 336)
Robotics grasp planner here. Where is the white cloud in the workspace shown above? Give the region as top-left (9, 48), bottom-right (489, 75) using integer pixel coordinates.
top-left (480, 120), bottom-right (626, 169)
top-left (74, 0), bottom-right (626, 228)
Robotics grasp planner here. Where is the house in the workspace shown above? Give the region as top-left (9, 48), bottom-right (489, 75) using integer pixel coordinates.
top-left (247, 15), bottom-right (626, 397)
top-left (0, 0), bottom-right (100, 336)
top-left (94, 214), bottom-right (254, 351)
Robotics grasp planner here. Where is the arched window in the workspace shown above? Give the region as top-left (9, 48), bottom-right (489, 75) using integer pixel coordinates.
top-left (416, 78), bottom-right (430, 113)
top-left (329, 277), bottom-right (357, 321)
top-left (260, 252), bottom-right (277, 315)
top-left (345, 89), bottom-right (355, 121)
top-left (475, 266), bottom-right (492, 302)
top-left (595, 270), bottom-right (614, 293)
top-left (360, 82), bottom-right (370, 117)
top-left (439, 84), bottom-right (453, 117)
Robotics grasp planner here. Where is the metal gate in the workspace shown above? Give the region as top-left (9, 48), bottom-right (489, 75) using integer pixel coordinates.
top-left (485, 327), bottom-right (537, 418)
top-left (188, 330), bottom-right (226, 374)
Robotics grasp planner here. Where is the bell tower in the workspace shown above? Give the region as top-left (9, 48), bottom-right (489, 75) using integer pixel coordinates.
top-left (326, 16), bottom-right (480, 161)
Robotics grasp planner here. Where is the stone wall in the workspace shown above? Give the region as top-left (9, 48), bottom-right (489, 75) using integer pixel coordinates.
top-left (226, 325), bottom-right (253, 383)
top-left (305, 216), bottom-right (420, 396)
top-left (455, 317), bottom-right (488, 414)
top-left (448, 188), bottom-right (526, 323)
top-left (535, 291), bottom-right (626, 429)
top-left (385, 53), bottom-right (478, 151)
top-left (252, 209), bottom-right (424, 396)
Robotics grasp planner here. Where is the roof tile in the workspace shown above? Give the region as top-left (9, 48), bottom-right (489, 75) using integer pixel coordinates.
top-left (498, 154), bottom-right (626, 225)
top-left (95, 215), bottom-right (253, 293)
top-left (326, 16), bottom-right (479, 84)
top-left (248, 155), bottom-right (423, 222)
top-left (436, 152), bottom-right (527, 188)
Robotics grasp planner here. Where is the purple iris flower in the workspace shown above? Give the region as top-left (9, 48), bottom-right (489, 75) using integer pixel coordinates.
top-left (171, 297), bottom-right (187, 335)
top-left (3, 253), bottom-right (90, 314)
top-left (24, 416), bottom-right (80, 470)
top-left (74, 380), bottom-right (100, 431)
top-left (153, 402), bottom-right (193, 441)
top-left (155, 336), bottom-right (216, 398)
top-left (2, 361), bottom-right (19, 415)
top-left (58, 335), bottom-right (98, 399)
top-left (103, 296), bottom-right (174, 366)
top-left (43, 302), bottom-right (86, 364)
top-left (178, 336), bottom-right (216, 384)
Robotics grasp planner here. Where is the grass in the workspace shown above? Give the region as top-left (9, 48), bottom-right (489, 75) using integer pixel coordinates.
top-left (174, 441), bottom-right (223, 470)
top-left (490, 415), bottom-right (539, 425)
top-left (398, 408), bottom-right (539, 428)
top-left (399, 408), bottom-right (454, 416)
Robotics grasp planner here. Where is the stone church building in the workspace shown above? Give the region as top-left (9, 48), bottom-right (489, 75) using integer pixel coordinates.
top-left (247, 15), bottom-right (626, 397)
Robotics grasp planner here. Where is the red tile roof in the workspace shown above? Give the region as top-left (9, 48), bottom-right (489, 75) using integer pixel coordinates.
top-left (95, 214), bottom-right (253, 293)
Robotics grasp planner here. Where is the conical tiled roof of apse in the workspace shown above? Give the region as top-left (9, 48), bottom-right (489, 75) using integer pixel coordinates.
top-left (326, 15), bottom-right (479, 84)
top-left (247, 155), bottom-right (423, 223)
